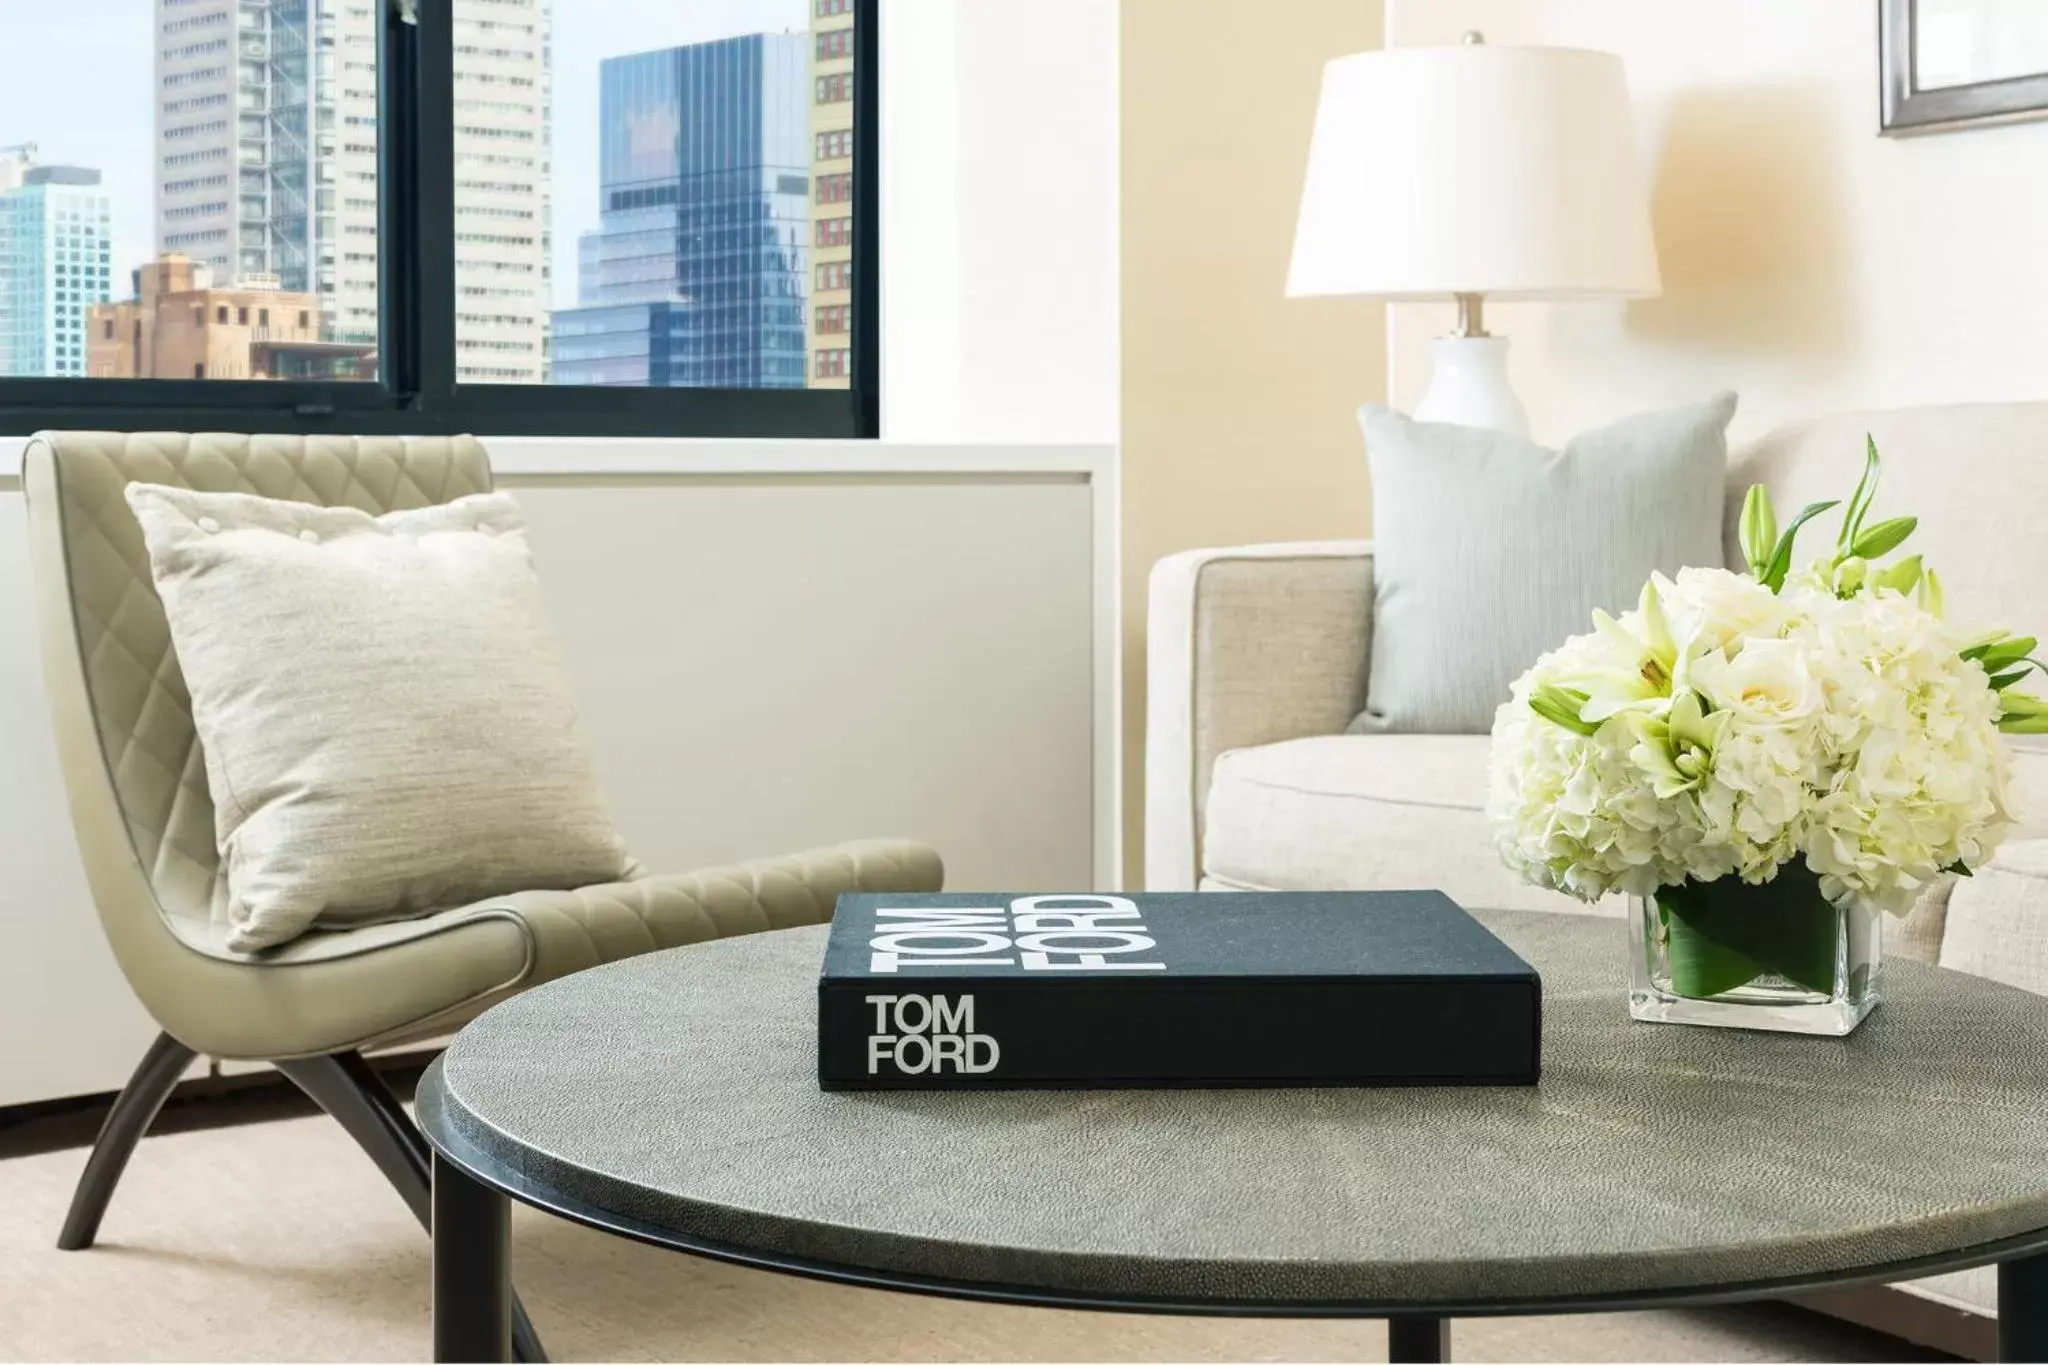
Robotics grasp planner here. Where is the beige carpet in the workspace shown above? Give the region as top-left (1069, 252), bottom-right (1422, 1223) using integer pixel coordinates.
top-left (0, 1114), bottom-right (1924, 1363)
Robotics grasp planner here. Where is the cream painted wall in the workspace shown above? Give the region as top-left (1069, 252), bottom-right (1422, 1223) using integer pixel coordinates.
top-left (1119, 0), bottom-right (1386, 887)
top-left (1386, 0), bottom-right (2048, 446)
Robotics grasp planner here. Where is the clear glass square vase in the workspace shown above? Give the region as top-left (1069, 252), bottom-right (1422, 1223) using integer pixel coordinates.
top-left (1628, 870), bottom-right (1881, 1037)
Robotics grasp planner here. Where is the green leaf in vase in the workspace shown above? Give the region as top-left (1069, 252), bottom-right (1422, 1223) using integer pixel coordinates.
top-left (1661, 904), bottom-right (1768, 999)
top-left (1655, 866), bottom-right (1841, 998)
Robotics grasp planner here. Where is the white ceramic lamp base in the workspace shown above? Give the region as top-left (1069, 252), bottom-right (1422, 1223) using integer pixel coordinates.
top-left (1413, 335), bottom-right (1529, 437)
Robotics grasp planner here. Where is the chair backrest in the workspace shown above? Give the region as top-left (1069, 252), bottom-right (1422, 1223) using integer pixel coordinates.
top-left (24, 432), bottom-right (493, 961)
top-left (1725, 402), bottom-right (2048, 634)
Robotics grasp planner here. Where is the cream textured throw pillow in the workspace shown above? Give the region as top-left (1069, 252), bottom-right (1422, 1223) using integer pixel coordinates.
top-left (126, 485), bottom-right (632, 953)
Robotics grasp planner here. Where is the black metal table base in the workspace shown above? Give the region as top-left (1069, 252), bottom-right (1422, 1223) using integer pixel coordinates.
top-left (1387, 1314), bottom-right (1448, 1363)
top-left (433, 1153), bottom-right (513, 1364)
top-left (426, 1149), bottom-right (2048, 1365)
top-left (2002, 1252), bottom-right (2048, 1364)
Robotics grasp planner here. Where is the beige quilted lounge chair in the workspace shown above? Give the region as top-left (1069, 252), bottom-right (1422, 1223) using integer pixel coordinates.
top-left (25, 432), bottom-right (945, 1362)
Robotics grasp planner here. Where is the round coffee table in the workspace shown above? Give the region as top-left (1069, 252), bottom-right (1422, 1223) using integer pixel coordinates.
top-left (417, 909), bottom-right (2048, 1363)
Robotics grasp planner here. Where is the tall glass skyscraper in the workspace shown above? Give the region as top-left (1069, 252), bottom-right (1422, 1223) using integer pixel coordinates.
top-left (552, 33), bottom-right (809, 388)
top-left (0, 156), bottom-right (113, 378)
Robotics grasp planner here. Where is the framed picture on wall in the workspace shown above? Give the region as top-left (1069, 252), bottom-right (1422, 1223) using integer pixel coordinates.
top-left (1881, 0), bottom-right (2048, 134)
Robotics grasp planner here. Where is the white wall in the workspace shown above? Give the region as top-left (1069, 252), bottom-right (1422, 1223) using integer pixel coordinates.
top-left (0, 442), bottom-right (1114, 1107)
top-left (881, 0), bottom-right (1120, 444)
top-left (1386, 0), bottom-right (2048, 444)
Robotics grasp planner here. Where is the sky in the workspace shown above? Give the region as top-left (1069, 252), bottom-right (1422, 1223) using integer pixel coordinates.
top-left (0, 2), bottom-right (157, 282)
top-left (0, 0), bottom-right (807, 311)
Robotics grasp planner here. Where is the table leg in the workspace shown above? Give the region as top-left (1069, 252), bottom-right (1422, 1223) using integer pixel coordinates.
top-left (2001, 1251), bottom-right (2048, 1364)
top-left (1387, 1315), bottom-right (1450, 1363)
top-left (433, 1151), bottom-right (512, 1363)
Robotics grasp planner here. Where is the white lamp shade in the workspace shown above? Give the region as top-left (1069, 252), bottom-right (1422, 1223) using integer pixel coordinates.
top-left (1286, 45), bottom-right (1661, 301)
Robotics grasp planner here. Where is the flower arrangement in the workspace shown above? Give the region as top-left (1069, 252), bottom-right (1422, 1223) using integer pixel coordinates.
top-left (1487, 440), bottom-right (2040, 1031)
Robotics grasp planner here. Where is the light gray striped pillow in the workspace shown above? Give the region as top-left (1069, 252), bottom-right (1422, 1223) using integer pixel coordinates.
top-left (127, 485), bottom-right (632, 953)
top-left (1353, 393), bottom-right (1736, 735)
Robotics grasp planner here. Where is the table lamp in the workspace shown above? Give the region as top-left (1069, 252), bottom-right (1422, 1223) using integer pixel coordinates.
top-left (1286, 35), bottom-right (1661, 436)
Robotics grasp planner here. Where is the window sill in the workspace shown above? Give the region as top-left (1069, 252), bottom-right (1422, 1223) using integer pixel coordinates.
top-left (0, 436), bottom-right (1113, 486)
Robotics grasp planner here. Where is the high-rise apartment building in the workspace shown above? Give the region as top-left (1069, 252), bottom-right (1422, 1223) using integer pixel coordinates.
top-left (806, 0), bottom-right (855, 389)
top-left (153, 0), bottom-right (550, 382)
top-left (0, 149), bottom-right (114, 377)
top-left (451, 0), bottom-right (552, 382)
top-left (552, 34), bottom-right (808, 388)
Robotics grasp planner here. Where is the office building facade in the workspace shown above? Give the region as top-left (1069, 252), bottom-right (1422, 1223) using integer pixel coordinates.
top-left (807, 0), bottom-right (855, 388)
top-left (0, 151), bottom-right (114, 378)
top-left (88, 253), bottom-right (373, 381)
top-left (153, 0), bottom-right (549, 381)
top-left (553, 33), bottom-right (808, 388)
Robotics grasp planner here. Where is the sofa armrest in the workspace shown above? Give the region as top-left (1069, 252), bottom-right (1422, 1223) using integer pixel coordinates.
top-left (1145, 542), bottom-right (1373, 891)
top-left (1938, 839), bottom-right (2048, 996)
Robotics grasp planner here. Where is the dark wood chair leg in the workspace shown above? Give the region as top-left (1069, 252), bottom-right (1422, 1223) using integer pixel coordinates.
top-left (278, 1053), bottom-right (548, 1364)
top-left (57, 1030), bottom-right (197, 1250)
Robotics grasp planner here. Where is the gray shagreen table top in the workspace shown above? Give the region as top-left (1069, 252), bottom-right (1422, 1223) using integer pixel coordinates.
top-left (416, 909), bottom-right (2048, 1309)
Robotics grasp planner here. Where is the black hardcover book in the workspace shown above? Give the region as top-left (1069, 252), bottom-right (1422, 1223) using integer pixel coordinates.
top-left (817, 891), bottom-right (1540, 1090)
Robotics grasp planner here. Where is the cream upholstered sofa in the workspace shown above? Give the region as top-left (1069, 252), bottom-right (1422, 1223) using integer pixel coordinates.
top-left (1146, 400), bottom-right (2048, 1338)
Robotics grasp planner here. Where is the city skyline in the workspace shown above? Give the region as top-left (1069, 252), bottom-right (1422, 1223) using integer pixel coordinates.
top-left (0, 0), bottom-right (838, 385)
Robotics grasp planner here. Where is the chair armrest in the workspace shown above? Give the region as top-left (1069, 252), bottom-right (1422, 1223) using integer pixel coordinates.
top-left (1145, 542), bottom-right (1373, 892)
top-left (499, 839), bottom-right (946, 979)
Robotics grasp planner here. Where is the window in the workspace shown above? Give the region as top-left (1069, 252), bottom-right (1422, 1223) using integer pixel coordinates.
top-left (0, 0), bottom-right (378, 396)
top-left (813, 347), bottom-right (848, 378)
top-left (0, 0), bottom-right (874, 437)
top-left (516, 0), bottom-right (871, 414)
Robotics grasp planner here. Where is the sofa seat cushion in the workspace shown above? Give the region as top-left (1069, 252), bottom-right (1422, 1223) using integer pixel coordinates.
top-left (1202, 734), bottom-right (1618, 915)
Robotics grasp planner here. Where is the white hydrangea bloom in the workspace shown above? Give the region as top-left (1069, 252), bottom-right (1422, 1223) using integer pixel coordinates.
top-left (1487, 565), bottom-right (2014, 914)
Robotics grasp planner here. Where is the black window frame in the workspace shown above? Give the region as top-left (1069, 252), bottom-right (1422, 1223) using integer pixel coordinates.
top-left (0, 0), bottom-right (879, 440)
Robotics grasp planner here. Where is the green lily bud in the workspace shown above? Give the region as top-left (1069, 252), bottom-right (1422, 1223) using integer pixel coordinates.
top-left (1999, 690), bottom-right (2048, 717)
top-left (1874, 554), bottom-right (1922, 595)
top-left (1920, 567), bottom-right (1945, 618)
top-left (1851, 515), bottom-right (1917, 560)
top-left (1833, 555), bottom-right (1867, 596)
top-left (1529, 684), bottom-right (1599, 737)
top-left (1739, 484), bottom-right (1778, 577)
top-left (1977, 636), bottom-right (2039, 674)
